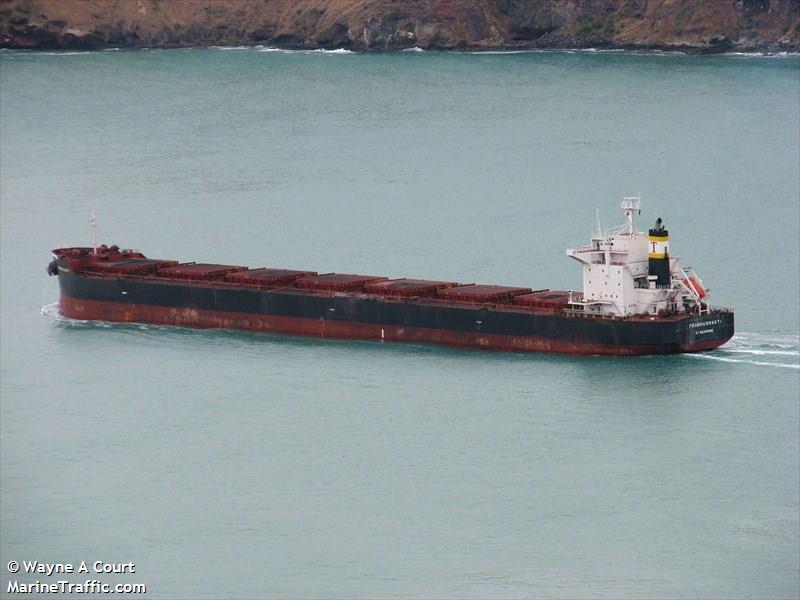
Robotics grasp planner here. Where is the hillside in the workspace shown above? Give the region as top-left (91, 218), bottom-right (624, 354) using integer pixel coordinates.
top-left (1, 0), bottom-right (798, 53)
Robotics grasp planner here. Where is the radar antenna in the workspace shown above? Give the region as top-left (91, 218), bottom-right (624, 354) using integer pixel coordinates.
top-left (620, 196), bottom-right (641, 236)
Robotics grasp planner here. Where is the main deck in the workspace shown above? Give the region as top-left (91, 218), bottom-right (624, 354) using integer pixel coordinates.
top-left (52, 245), bottom-right (583, 317)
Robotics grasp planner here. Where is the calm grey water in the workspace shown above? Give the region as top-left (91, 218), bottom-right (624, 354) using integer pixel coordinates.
top-left (1, 48), bottom-right (798, 599)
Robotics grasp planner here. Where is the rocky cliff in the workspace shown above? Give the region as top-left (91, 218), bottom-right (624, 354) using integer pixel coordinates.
top-left (1, 0), bottom-right (798, 53)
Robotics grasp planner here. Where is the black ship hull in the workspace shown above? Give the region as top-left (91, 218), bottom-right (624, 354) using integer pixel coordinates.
top-left (55, 267), bottom-right (734, 356)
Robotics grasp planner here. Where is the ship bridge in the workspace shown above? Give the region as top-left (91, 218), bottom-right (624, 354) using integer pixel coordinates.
top-left (566, 198), bottom-right (709, 318)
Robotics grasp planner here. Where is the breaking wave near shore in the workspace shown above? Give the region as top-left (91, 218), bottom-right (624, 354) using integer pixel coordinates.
top-left (210, 45), bottom-right (354, 54)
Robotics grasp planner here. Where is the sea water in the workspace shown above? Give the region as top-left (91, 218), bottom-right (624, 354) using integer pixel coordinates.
top-left (1, 48), bottom-right (798, 598)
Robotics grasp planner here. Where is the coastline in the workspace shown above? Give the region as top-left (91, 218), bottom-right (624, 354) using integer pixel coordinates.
top-left (2, 0), bottom-right (798, 56)
top-left (2, 39), bottom-right (797, 56)
top-left (2, 45), bottom-right (798, 58)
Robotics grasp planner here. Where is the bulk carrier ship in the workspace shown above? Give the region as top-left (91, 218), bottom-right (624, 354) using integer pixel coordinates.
top-left (48, 199), bottom-right (733, 355)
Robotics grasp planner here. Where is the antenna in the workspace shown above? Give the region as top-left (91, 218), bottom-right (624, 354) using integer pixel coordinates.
top-left (90, 208), bottom-right (97, 255)
top-left (621, 196), bottom-right (641, 236)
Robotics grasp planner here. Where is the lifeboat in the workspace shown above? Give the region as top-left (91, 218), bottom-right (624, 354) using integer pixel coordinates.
top-left (683, 275), bottom-right (706, 298)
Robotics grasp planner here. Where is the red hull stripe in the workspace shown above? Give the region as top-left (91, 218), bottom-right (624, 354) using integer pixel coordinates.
top-left (59, 296), bottom-right (724, 356)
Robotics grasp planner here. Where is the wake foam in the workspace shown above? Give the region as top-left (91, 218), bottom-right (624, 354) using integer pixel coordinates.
top-left (690, 332), bottom-right (800, 370)
top-left (726, 332), bottom-right (799, 352)
top-left (41, 302), bottom-right (63, 320)
top-left (41, 302), bottom-right (111, 328)
top-left (41, 302), bottom-right (112, 327)
top-left (685, 353), bottom-right (799, 370)
top-left (41, 302), bottom-right (171, 333)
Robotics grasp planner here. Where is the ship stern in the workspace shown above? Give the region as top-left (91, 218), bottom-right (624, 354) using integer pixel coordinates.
top-left (677, 310), bottom-right (735, 353)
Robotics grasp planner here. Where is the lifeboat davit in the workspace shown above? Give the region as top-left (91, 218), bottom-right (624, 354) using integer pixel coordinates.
top-left (684, 275), bottom-right (706, 298)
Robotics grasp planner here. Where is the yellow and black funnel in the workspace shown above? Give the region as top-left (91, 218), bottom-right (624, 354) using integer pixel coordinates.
top-left (648, 218), bottom-right (670, 287)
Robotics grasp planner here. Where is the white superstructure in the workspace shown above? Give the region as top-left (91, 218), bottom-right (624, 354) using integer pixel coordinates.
top-left (566, 198), bottom-right (709, 318)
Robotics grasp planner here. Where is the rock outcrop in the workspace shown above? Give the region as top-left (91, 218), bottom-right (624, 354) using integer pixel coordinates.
top-left (1, 0), bottom-right (798, 53)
